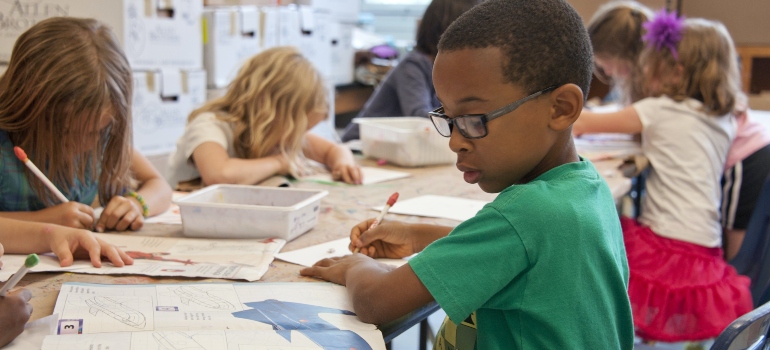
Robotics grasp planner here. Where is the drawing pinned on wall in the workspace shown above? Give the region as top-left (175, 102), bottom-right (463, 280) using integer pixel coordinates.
top-left (174, 286), bottom-right (235, 311)
top-left (233, 300), bottom-right (372, 350)
top-left (85, 297), bottom-right (147, 329)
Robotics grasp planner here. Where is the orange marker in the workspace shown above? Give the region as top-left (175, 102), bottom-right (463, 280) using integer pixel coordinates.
top-left (354, 192), bottom-right (399, 253)
top-left (14, 146), bottom-right (69, 203)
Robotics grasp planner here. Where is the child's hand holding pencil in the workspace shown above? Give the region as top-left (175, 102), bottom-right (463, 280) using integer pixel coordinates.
top-left (349, 220), bottom-right (418, 259)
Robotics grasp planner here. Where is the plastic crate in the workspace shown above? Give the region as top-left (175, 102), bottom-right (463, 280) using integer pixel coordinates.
top-left (175, 185), bottom-right (328, 240)
top-left (354, 117), bottom-right (455, 167)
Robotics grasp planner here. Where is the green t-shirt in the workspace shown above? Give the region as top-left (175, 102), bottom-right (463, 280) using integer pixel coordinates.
top-left (409, 159), bottom-right (634, 349)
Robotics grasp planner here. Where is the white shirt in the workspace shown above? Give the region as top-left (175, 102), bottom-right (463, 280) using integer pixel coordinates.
top-left (634, 96), bottom-right (735, 247)
top-left (166, 112), bottom-right (236, 188)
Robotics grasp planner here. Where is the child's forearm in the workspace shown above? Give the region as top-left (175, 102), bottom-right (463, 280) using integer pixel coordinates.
top-left (0, 211), bottom-right (46, 225)
top-left (204, 156), bottom-right (285, 185)
top-left (0, 219), bottom-right (51, 254)
top-left (326, 144), bottom-right (355, 168)
top-left (136, 177), bottom-right (172, 216)
top-left (346, 262), bottom-right (434, 325)
top-left (410, 224), bottom-right (453, 252)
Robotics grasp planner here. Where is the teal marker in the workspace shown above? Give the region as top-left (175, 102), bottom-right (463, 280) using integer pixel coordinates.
top-left (0, 254), bottom-right (39, 297)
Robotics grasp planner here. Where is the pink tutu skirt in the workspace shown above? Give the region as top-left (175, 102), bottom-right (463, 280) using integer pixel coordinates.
top-left (621, 217), bottom-right (753, 342)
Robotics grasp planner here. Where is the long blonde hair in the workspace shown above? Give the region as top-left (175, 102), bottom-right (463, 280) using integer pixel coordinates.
top-left (189, 47), bottom-right (327, 176)
top-left (588, 1), bottom-right (653, 104)
top-left (0, 17), bottom-right (133, 206)
top-left (640, 18), bottom-right (741, 116)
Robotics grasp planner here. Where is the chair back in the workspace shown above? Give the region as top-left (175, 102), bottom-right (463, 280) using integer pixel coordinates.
top-left (711, 300), bottom-right (770, 350)
top-left (730, 174), bottom-right (770, 307)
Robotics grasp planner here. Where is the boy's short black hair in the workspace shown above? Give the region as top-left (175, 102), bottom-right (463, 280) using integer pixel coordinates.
top-left (438, 0), bottom-right (593, 99)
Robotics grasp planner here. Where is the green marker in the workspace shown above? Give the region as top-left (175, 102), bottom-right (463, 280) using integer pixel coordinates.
top-left (0, 254), bottom-right (39, 296)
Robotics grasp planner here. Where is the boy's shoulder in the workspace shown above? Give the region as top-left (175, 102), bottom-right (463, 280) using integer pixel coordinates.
top-left (493, 159), bottom-right (603, 208)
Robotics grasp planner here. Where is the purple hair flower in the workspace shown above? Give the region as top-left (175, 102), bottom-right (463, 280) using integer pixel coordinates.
top-left (642, 9), bottom-right (685, 60)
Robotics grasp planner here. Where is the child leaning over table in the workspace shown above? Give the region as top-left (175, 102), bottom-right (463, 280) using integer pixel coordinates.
top-left (300, 0), bottom-right (634, 348)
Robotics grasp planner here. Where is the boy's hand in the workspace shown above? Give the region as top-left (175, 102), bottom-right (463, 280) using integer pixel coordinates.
top-left (350, 219), bottom-right (416, 258)
top-left (95, 196), bottom-right (144, 232)
top-left (40, 202), bottom-right (94, 229)
top-left (331, 163), bottom-right (363, 185)
top-left (299, 254), bottom-right (389, 285)
top-left (44, 227), bottom-right (134, 268)
top-left (0, 288), bottom-right (32, 347)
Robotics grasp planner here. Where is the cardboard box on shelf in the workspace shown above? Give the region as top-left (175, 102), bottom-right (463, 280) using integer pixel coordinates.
top-left (132, 69), bottom-right (206, 156)
top-left (0, 0), bottom-right (203, 69)
top-left (204, 6), bottom-right (262, 88)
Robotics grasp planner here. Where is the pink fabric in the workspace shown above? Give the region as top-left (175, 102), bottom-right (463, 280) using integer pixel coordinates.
top-left (726, 110), bottom-right (770, 170)
top-left (621, 217), bottom-right (753, 342)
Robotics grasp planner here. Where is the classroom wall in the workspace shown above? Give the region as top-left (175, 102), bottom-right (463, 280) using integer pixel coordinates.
top-left (568, 0), bottom-right (770, 46)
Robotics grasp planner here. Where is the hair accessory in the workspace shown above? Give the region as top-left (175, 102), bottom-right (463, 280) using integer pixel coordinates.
top-left (642, 9), bottom-right (685, 60)
top-left (125, 191), bottom-right (149, 217)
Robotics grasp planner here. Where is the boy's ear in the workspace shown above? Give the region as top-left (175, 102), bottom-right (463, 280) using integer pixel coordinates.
top-left (548, 84), bottom-right (584, 132)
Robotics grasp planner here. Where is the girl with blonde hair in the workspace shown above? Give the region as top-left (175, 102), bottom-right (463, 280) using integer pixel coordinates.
top-left (587, 0), bottom-right (653, 104)
top-left (574, 13), bottom-right (752, 341)
top-left (167, 47), bottom-right (361, 188)
top-left (0, 17), bottom-right (171, 234)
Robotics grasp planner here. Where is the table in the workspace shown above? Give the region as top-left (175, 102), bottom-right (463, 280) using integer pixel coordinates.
top-left (17, 157), bottom-right (630, 343)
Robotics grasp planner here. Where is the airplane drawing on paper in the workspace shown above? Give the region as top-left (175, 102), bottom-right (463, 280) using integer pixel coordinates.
top-left (152, 332), bottom-right (207, 350)
top-left (173, 286), bottom-right (236, 310)
top-left (85, 296), bottom-right (147, 329)
top-left (232, 300), bottom-right (372, 350)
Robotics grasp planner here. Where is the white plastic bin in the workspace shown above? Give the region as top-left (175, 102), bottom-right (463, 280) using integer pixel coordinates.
top-left (175, 185), bottom-right (328, 240)
top-left (354, 117), bottom-right (455, 167)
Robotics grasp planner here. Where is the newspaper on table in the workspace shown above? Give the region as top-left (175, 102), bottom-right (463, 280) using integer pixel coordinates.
top-left (0, 234), bottom-right (285, 282)
top-left (41, 282), bottom-right (386, 350)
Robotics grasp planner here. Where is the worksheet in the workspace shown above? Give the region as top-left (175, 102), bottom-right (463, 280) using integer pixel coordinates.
top-left (43, 282), bottom-right (386, 350)
top-left (0, 234), bottom-right (285, 282)
top-left (275, 238), bottom-right (413, 268)
top-left (301, 167), bottom-right (411, 185)
top-left (373, 195), bottom-right (490, 221)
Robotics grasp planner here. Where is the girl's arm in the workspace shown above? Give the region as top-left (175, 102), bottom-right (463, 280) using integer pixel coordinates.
top-left (0, 217), bottom-right (133, 267)
top-left (192, 142), bottom-right (289, 185)
top-left (572, 106), bottom-right (643, 136)
top-left (94, 150), bottom-right (172, 232)
top-left (131, 150), bottom-right (172, 216)
top-left (303, 133), bottom-right (362, 184)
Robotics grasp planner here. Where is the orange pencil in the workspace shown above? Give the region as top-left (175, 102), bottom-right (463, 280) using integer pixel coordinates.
top-left (14, 146), bottom-right (69, 204)
top-left (354, 192), bottom-right (399, 253)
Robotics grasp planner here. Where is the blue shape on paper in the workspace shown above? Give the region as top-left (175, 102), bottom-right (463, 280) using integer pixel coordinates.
top-left (232, 299), bottom-right (372, 350)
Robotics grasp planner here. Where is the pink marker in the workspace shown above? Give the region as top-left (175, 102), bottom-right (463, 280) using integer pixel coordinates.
top-left (354, 192), bottom-right (399, 253)
top-left (14, 146), bottom-right (69, 204)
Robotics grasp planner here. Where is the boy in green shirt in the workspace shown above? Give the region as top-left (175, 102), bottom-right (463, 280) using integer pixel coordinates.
top-left (301, 0), bottom-right (634, 348)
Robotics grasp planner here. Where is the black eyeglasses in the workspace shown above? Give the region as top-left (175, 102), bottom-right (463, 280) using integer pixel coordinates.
top-left (428, 86), bottom-right (557, 139)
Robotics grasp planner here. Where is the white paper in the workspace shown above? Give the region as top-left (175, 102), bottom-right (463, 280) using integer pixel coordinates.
top-left (0, 234), bottom-right (286, 282)
top-left (373, 195), bottom-right (489, 222)
top-left (41, 282), bottom-right (385, 350)
top-left (301, 167), bottom-right (411, 185)
top-left (3, 314), bottom-right (58, 350)
top-left (275, 238), bottom-right (412, 268)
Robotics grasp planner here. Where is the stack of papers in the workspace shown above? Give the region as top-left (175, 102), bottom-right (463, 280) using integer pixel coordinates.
top-left (0, 234), bottom-right (285, 282)
top-left (39, 282), bottom-right (386, 350)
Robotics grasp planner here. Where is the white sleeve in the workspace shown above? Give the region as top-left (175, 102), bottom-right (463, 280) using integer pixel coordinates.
top-left (632, 97), bottom-right (665, 131)
top-left (179, 113), bottom-right (232, 162)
